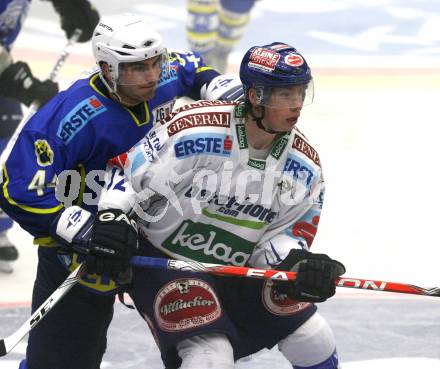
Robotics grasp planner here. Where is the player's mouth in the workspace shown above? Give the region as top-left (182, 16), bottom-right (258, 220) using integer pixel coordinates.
top-left (139, 81), bottom-right (157, 90)
top-left (286, 116), bottom-right (299, 125)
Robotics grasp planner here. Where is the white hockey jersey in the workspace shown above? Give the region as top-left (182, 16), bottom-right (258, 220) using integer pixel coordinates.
top-left (99, 100), bottom-right (325, 269)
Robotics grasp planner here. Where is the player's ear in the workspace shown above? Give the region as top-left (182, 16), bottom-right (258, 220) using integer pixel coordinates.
top-left (248, 87), bottom-right (258, 106)
top-left (247, 87), bottom-right (263, 113)
top-left (99, 62), bottom-right (112, 84)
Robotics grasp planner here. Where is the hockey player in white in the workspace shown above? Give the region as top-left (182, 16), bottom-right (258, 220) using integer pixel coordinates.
top-left (55, 42), bottom-right (345, 368)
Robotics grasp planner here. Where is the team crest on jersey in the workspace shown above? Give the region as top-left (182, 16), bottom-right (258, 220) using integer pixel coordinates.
top-left (262, 280), bottom-right (311, 316)
top-left (154, 278), bottom-right (221, 332)
top-left (34, 139), bottom-right (54, 166)
top-left (57, 95), bottom-right (107, 144)
top-left (174, 133), bottom-right (233, 159)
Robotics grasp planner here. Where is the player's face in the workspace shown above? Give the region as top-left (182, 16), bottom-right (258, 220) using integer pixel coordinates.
top-left (264, 105), bottom-right (302, 132)
top-left (263, 86), bottom-right (306, 132)
top-left (117, 56), bottom-right (163, 105)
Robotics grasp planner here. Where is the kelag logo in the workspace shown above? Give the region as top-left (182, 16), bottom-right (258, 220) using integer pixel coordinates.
top-left (163, 220), bottom-right (254, 266)
top-left (57, 96), bottom-right (107, 144)
top-left (174, 133), bottom-right (233, 159)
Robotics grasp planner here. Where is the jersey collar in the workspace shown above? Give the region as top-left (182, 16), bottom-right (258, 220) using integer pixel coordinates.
top-left (89, 73), bottom-right (151, 127)
top-left (233, 105), bottom-right (290, 170)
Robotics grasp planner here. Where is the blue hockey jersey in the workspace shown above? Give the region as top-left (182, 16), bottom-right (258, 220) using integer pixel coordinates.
top-left (0, 51), bottom-right (219, 245)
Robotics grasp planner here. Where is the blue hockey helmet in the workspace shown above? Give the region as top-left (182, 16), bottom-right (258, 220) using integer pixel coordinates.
top-left (239, 42), bottom-right (313, 108)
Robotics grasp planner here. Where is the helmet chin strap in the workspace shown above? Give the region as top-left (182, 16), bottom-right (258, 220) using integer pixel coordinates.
top-left (249, 105), bottom-right (288, 135)
top-left (99, 72), bottom-right (119, 97)
top-left (99, 73), bottom-right (141, 107)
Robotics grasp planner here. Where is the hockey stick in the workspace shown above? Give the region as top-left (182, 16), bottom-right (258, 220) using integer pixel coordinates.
top-left (0, 263), bottom-right (85, 357)
top-left (0, 29), bottom-right (82, 182)
top-left (130, 256), bottom-right (440, 297)
top-left (3, 255), bottom-right (438, 357)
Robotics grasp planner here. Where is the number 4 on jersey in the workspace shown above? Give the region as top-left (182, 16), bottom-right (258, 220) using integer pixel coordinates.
top-left (27, 170), bottom-right (57, 196)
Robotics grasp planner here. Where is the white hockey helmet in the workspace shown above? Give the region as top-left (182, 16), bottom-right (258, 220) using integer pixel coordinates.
top-left (92, 14), bottom-right (169, 93)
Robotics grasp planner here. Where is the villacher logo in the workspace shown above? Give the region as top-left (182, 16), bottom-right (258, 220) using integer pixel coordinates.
top-left (154, 278), bottom-right (221, 332)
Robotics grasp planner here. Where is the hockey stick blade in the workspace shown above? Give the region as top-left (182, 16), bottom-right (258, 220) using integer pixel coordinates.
top-left (0, 263), bottom-right (84, 357)
top-left (130, 256), bottom-right (440, 298)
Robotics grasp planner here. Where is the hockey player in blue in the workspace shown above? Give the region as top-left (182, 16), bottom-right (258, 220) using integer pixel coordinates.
top-left (0, 0), bottom-right (99, 272)
top-left (0, 14), bottom-right (223, 369)
top-left (186, 0), bottom-right (256, 72)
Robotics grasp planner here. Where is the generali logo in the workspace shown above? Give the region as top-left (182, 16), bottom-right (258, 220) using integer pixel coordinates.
top-left (292, 134), bottom-right (321, 167)
top-left (167, 112), bottom-right (230, 136)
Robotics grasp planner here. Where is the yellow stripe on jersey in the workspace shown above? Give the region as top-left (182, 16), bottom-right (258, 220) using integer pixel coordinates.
top-left (2, 165), bottom-right (64, 214)
top-left (196, 66), bottom-right (215, 73)
top-left (219, 12), bottom-right (250, 27)
top-left (187, 3), bottom-right (218, 14)
top-left (34, 236), bottom-right (58, 247)
top-left (186, 30), bottom-right (218, 41)
top-left (70, 253), bottom-right (119, 293)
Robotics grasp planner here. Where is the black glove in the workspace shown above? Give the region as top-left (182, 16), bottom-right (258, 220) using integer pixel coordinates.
top-left (0, 61), bottom-right (58, 106)
top-left (48, 0), bottom-right (100, 42)
top-left (273, 249), bottom-right (345, 303)
top-left (86, 209), bottom-right (138, 279)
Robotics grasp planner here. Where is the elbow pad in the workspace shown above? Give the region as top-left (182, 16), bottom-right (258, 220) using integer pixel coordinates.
top-left (201, 74), bottom-right (244, 101)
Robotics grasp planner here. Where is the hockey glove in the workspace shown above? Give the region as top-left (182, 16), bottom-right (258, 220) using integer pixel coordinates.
top-left (52, 206), bottom-right (138, 280)
top-left (0, 61), bottom-right (58, 106)
top-left (273, 249), bottom-right (345, 303)
top-left (48, 0), bottom-right (100, 42)
top-left (86, 209), bottom-right (138, 278)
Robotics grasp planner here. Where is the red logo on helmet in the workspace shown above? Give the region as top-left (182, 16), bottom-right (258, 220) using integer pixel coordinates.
top-left (249, 47), bottom-right (280, 72)
top-left (284, 54), bottom-right (304, 67)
